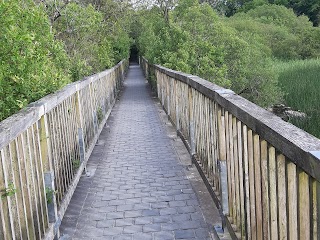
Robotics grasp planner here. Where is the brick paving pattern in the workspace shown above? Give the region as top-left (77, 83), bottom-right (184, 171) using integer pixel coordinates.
top-left (60, 64), bottom-right (213, 240)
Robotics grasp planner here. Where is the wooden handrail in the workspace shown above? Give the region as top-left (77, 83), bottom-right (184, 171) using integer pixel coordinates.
top-left (0, 59), bottom-right (128, 239)
top-left (141, 56), bottom-right (320, 239)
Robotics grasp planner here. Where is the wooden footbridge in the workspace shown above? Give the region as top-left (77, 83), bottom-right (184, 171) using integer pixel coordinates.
top-left (1, 58), bottom-right (320, 239)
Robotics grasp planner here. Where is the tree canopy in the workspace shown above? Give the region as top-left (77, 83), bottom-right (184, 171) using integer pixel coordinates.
top-left (202, 0), bottom-right (320, 26)
top-left (1, 0), bottom-right (319, 121)
top-left (0, 0), bottom-right (131, 121)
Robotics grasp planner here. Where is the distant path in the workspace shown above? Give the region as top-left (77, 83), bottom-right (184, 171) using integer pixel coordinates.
top-left (59, 64), bottom-right (218, 240)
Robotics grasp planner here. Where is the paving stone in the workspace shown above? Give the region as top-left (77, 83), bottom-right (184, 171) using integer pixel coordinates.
top-left (195, 228), bottom-right (211, 238)
top-left (154, 231), bottom-right (175, 240)
top-left (133, 233), bottom-right (153, 240)
top-left (134, 203), bottom-right (151, 210)
top-left (177, 206), bottom-right (197, 214)
top-left (125, 210), bottom-right (142, 218)
top-left (103, 227), bottom-right (124, 236)
top-left (179, 220), bottom-right (202, 229)
top-left (115, 218), bottom-right (134, 227)
top-left (153, 215), bottom-right (171, 223)
top-left (169, 200), bottom-right (187, 207)
top-left (142, 223), bottom-right (161, 232)
top-left (107, 211), bottom-right (124, 220)
top-left (96, 219), bottom-right (115, 228)
top-left (172, 214), bottom-right (191, 222)
top-left (142, 209), bottom-right (160, 216)
top-left (175, 229), bottom-right (196, 239)
top-left (160, 207), bottom-right (177, 215)
top-left (117, 204), bottom-right (134, 211)
top-left (113, 234), bottom-right (132, 240)
top-left (123, 225), bottom-right (143, 234)
top-left (134, 216), bottom-right (153, 225)
top-left (109, 199), bottom-right (126, 206)
top-left (161, 222), bottom-right (181, 231)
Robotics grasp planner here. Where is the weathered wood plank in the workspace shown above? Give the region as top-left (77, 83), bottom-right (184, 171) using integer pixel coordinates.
top-left (26, 128), bottom-right (41, 239)
top-left (253, 134), bottom-right (263, 240)
top-left (232, 117), bottom-right (240, 231)
top-left (16, 134), bottom-right (33, 239)
top-left (0, 149), bottom-right (13, 240)
top-left (31, 123), bottom-right (47, 236)
top-left (287, 162), bottom-right (298, 240)
top-left (299, 171), bottom-right (310, 239)
top-left (269, 146), bottom-right (278, 240)
top-left (2, 146), bottom-right (19, 239)
top-left (11, 139), bottom-right (29, 240)
top-left (248, 129), bottom-right (256, 240)
top-left (242, 125), bottom-right (251, 240)
top-left (237, 120), bottom-right (245, 239)
top-left (277, 154), bottom-right (287, 240)
top-left (229, 113), bottom-right (235, 225)
top-left (225, 111), bottom-right (232, 218)
top-left (312, 179), bottom-right (320, 240)
top-left (260, 140), bottom-right (270, 240)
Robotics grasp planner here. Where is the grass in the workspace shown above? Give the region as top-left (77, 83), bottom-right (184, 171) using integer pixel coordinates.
top-left (273, 58), bottom-right (320, 139)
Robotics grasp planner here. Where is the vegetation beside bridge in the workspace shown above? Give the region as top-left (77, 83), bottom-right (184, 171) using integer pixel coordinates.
top-left (1, 0), bottom-right (320, 136)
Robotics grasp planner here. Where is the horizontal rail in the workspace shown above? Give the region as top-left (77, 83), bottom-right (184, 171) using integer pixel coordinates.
top-left (141, 57), bottom-right (320, 239)
top-left (0, 59), bottom-right (128, 239)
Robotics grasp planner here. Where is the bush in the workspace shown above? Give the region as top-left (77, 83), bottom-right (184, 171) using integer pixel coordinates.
top-left (0, 0), bottom-right (70, 120)
top-left (228, 5), bottom-right (320, 59)
top-left (137, 0), bottom-right (282, 106)
top-left (53, 3), bottom-right (114, 81)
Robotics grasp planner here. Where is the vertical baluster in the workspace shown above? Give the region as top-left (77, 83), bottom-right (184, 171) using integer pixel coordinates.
top-left (287, 162), bottom-right (298, 239)
top-left (254, 134), bottom-right (263, 239)
top-left (261, 140), bottom-right (270, 240)
top-left (269, 146), bottom-right (278, 240)
top-left (299, 171), bottom-right (310, 239)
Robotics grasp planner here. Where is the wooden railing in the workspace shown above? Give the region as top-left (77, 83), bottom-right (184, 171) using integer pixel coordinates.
top-left (141, 57), bottom-right (320, 240)
top-left (0, 60), bottom-right (128, 239)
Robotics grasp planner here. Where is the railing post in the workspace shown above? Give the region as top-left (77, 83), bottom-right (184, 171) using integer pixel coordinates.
top-left (89, 83), bottom-right (98, 134)
top-left (217, 106), bottom-right (229, 222)
top-left (39, 114), bottom-right (59, 238)
top-left (188, 86), bottom-right (195, 156)
top-left (167, 78), bottom-right (171, 116)
top-left (175, 81), bottom-right (180, 132)
top-left (75, 91), bottom-right (86, 165)
top-left (156, 71), bottom-right (160, 100)
top-left (161, 75), bottom-right (165, 108)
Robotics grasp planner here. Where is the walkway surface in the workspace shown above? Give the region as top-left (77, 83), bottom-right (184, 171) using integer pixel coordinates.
top-left (60, 64), bottom-right (219, 240)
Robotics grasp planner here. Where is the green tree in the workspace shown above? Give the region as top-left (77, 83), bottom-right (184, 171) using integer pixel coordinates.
top-left (289, 0), bottom-right (320, 26)
top-left (53, 3), bottom-right (115, 81)
top-left (228, 5), bottom-right (320, 59)
top-left (136, 0), bottom-right (282, 106)
top-left (203, 0), bottom-right (320, 26)
top-left (0, 0), bottom-right (70, 120)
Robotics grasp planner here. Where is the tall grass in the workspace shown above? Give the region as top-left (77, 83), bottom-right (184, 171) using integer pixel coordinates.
top-left (273, 58), bottom-right (320, 138)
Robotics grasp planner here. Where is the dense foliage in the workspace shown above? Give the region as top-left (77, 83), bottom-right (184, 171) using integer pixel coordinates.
top-left (136, 0), bottom-right (320, 108)
top-left (228, 5), bottom-right (320, 59)
top-left (1, 0), bottom-right (319, 140)
top-left (137, 0), bottom-right (283, 106)
top-left (0, 0), bottom-right (131, 121)
top-left (52, 0), bottom-right (131, 81)
top-left (203, 0), bottom-right (320, 26)
top-left (0, 0), bottom-right (70, 120)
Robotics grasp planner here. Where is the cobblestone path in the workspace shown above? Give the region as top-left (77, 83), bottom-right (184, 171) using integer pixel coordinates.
top-left (60, 64), bottom-right (216, 240)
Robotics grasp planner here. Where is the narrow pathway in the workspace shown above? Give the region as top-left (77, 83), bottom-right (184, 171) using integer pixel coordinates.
top-left (60, 64), bottom-right (217, 240)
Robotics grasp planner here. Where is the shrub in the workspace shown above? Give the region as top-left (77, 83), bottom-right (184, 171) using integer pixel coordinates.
top-left (0, 0), bottom-right (70, 120)
top-left (228, 5), bottom-right (320, 59)
top-left (137, 0), bottom-right (282, 106)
